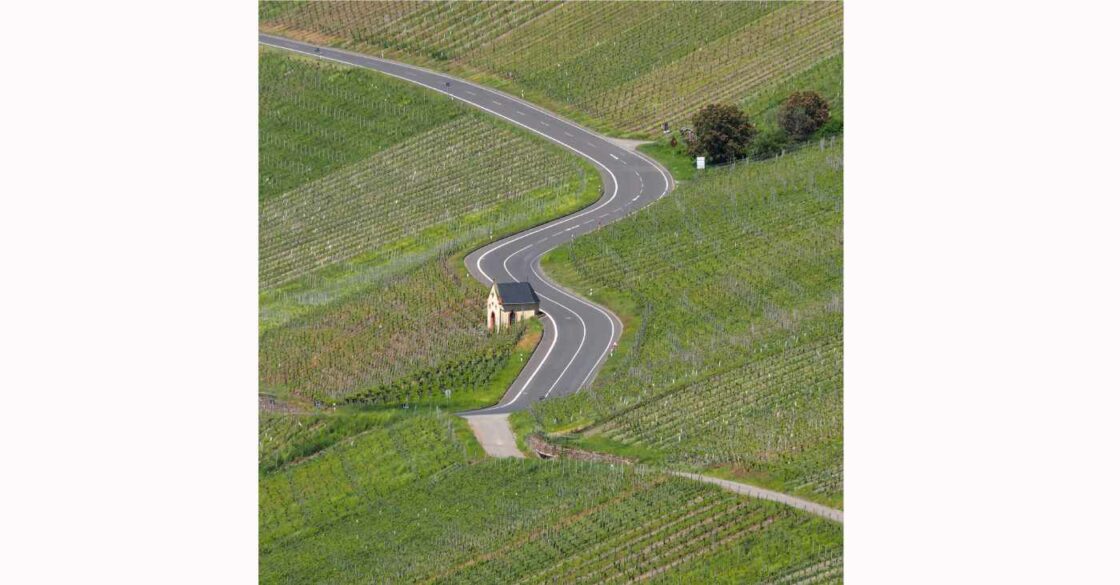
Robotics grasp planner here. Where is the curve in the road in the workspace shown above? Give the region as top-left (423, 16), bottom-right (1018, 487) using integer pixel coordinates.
top-left (260, 34), bottom-right (846, 525)
top-left (260, 34), bottom-right (674, 415)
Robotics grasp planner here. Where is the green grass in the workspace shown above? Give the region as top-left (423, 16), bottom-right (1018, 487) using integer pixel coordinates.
top-left (261, 1), bottom-right (843, 137)
top-left (706, 459), bottom-right (843, 510)
top-left (259, 410), bottom-right (402, 474)
top-left (260, 408), bottom-right (841, 583)
top-left (472, 318), bottom-right (543, 408)
top-left (259, 7), bottom-right (846, 579)
top-left (532, 140), bottom-right (844, 503)
top-left (258, 48), bottom-right (600, 406)
top-left (259, 47), bottom-right (464, 201)
top-left (261, 451), bottom-right (842, 583)
top-left (742, 53), bottom-right (844, 129)
top-left (342, 316), bottom-right (543, 412)
top-left (258, 408), bottom-right (478, 553)
top-left (559, 433), bottom-right (668, 465)
top-left (649, 515), bottom-right (843, 584)
top-left (638, 139), bottom-right (698, 183)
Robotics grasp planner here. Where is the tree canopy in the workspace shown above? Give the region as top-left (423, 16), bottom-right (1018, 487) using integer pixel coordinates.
top-left (688, 104), bottom-right (757, 165)
top-left (778, 91), bottom-right (831, 141)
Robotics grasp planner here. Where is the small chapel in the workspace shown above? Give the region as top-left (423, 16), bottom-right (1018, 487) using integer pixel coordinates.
top-left (487, 281), bottom-right (540, 332)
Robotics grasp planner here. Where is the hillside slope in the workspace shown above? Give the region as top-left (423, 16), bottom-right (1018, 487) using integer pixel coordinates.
top-left (259, 0), bottom-right (843, 137)
top-left (258, 48), bottom-right (599, 407)
top-left (530, 140), bottom-right (844, 506)
top-left (259, 410), bottom-right (843, 583)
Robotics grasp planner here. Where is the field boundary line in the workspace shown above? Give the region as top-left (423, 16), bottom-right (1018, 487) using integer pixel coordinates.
top-left (670, 471), bottom-right (843, 523)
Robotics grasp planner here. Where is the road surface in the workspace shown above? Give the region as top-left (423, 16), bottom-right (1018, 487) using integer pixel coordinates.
top-left (259, 36), bottom-right (845, 522)
top-left (259, 34), bottom-right (674, 415)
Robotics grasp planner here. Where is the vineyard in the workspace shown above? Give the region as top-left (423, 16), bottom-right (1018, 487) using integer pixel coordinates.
top-left (258, 5), bottom-right (845, 580)
top-left (259, 48), bottom-right (598, 406)
top-left (259, 409), bottom-right (478, 552)
top-left (259, 48), bottom-right (596, 294)
top-left (742, 53), bottom-right (844, 128)
top-left (524, 140), bottom-right (844, 504)
top-left (259, 1), bottom-right (844, 136)
top-left (260, 414), bottom-right (842, 583)
top-left (259, 410), bottom-right (403, 474)
top-left (260, 47), bottom-right (464, 201)
top-left (259, 113), bottom-right (595, 291)
top-left (260, 227), bottom-right (534, 406)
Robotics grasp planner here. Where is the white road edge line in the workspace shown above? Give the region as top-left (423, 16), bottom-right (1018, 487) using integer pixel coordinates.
top-left (531, 258), bottom-right (617, 391)
top-left (501, 248), bottom-right (589, 401)
top-left (483, 311), bottom-right (558, 410)
top-left (259, 35), bottom-right (669, 398)
top-left (539, 291), bottom-right (586, 398)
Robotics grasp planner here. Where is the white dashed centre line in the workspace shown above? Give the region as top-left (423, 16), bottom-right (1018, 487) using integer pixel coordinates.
top-left (516, 110), bottom-right (526, 116)
top-left (259, 36), bottom-right (669, 412)
top-left (540, 121), bottom-right (550, 127)
top-left (609, 153), bottom-right (619, 160)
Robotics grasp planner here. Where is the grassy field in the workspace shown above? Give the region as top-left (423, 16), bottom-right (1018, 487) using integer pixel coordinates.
top-left (258, 10), bottom-right (845, 580)
top-left (524, 140), bottom-right (843, 506)
top-left (259, 48), bottom-right (464, 201)
top-left (258, 48), bottom-right (599, 407)
top-left (260, 1), bottom-right (843, 137)
top-left (259, 409), bottom-right (481, 553)
top-left (259, 415), bottom-right (843, 583)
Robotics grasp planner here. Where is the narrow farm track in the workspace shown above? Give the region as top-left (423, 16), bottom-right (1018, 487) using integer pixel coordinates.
top-left (259, 34), bottom-right (844, 525)
top-left (669, 471), bottom-right (843, 523)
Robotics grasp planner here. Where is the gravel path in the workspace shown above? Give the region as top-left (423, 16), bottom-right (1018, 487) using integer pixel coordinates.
top-left (464, 414), bottom-right (525, 458)
top-left (670, 471), bottom-right (843, 523)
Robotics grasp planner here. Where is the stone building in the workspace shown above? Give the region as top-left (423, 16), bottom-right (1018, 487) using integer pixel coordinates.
top-left (487, 282), bottom-right (540, 332)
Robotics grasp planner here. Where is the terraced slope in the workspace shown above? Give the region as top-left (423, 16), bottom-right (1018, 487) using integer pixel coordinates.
top-left (260, 0), bottom-right (844, 136)
top-left (259, 113), bottom-right (591, 291)
top-left (258, 409), bottom-right (478, 553)
top-left (258, 48), bottom-right (598, 407)
top-left (259, 48), bottom-right (463, 201)
top-left (528, 140), bottom-right (844, 506)
top-left (259, 419), bottom-right (843, 583)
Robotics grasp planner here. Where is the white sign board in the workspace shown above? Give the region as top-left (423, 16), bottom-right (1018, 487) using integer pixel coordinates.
top-left (696, 156), bottom-right (705, 169)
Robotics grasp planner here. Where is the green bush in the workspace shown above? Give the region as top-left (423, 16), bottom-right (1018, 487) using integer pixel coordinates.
top-left (688, 103), bottom-right (757, 165)
top-left (813, 116), bottom-right (844, 139)
top-left (749, 128), bottom-right (790, 160)
top-left (778, 91), bottom-right (831, 141)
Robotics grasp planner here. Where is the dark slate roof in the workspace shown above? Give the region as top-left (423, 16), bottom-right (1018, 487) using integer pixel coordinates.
top-left (496, 282), bottom-right (539, 306)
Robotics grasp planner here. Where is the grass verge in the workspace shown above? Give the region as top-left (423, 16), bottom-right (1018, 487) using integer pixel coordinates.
top-left (637, 139), bottom-right (697, 183)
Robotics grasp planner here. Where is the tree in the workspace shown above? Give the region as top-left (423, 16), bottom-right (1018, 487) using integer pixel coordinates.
top-left (749, 128), bottom-right (789, 160)
top-left (688, 104), bottom-right (757, 165)
top-left (778, 91), bottom-right (831, 141)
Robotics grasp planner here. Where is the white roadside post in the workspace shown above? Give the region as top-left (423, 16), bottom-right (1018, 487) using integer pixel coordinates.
top-left (696, 156), bottom-right (705, 170)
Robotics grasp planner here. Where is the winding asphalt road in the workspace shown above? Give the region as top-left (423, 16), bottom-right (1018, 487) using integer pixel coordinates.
top-left (259, 35), bottom-right (845, 524)
top-left (260, 34), bottom-right (674, 414)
